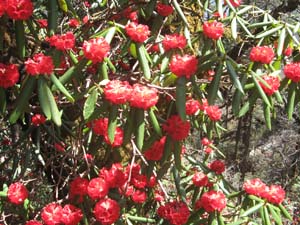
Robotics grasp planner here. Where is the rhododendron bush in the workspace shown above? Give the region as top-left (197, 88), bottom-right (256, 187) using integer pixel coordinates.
top-left (0, 0), bottom-right (299, 224)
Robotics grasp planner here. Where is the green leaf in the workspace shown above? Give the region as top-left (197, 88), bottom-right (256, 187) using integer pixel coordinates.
top-left (232, 74), bottom-right (247, 116)
top-left (136, 43), bottom-right (151, 80)
top-left (172, 166), bottom-right (186, 202)
top-left (226, 219), bottom-right (248, 225)
top-left (15, 21), bottom-right (25, 59)
top-left (277, 28), bottom-right (286, 56)
top-left (135, 109), bottom-right (145, 150)
top-left (50, 74), bottom-right (74, 102)
top-left (58, 0), bottom-right (68, 12)
top-left (241, 202), bottom-right (264, 217)
top-left (174, 141), bottom-right (182, 170)
top-left (256, 25), bottom-right (283, 39)
top-left (263, 103), bottom-right (272, 130)
top-left (251, 72), bottom-right (271, 107)
top-left (149, 108), bottom-right (162, 137)
top-left (226, 60), bottom-right (244, 95)
top-left (267, 204), bottom-right (283, 225)
top-left (207, 62), bottom-right (223, 105)
top-left (237, 17), bottom-right (254, 37)
top-left (172, 0), bottom-right (189, 26)
top-left (9, 77), bottom-right (36, 124)
top-left (0, 88), bottom-right (6, 114)
top-left (108, 105), bottom-right (118, 144)
top-left (278, 204), bottom-right (293, 220)
top-left (99, 62), bottom-right (108, 80)
top-left (217, 212), bottom-right (225, 225)
top-left (83, 89), bottom-right (98, 120)
top-left (47, 0), bottom-right (58, 35)
top-left (287, 82), bottom-right (296, 120)
top-left (105, 27), bottom-right (116, 44)
top-left (263, 206), bottom-right (272, 225)
top-left (38, 78), bottom-right (52, 119)
top-left (217, 0), bottom-right (224, 18)
top-left (123, 108), bottom-right (135, 144)
top-left (176, 77), bottom-right (186, 121)
top-left (231, 17), bottom-right (238, 39)
top-left (125, 215), bottom-right (156, 223)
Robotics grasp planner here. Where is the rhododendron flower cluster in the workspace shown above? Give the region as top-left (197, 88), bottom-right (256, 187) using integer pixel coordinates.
top-left (259, 75), bottom-right (280, 96)
top-left (94, 198), bottom-right (120, 225)
top-left (156, 2), bottom-right (174, 16)
top-left (82, 37), bottom-right (110, 63)
top-left (5, 0), bottom-right (33, 20)
top-left (46, 32), bottom-right (76, 51)
top-left (0, 0), bottom-right (5, 17)
top-left (169, 54), bottom-right (198, 78)
top-left (186, 98), bottom-right (201, 115)
top-left (99, 163), bottom-right (127, 188)
top-left (209, 160), bottom-right (225, 174)
top-left (87, 177), bottom-right (109, 200)
top-left (157, 201), bottom-right (190, 225)
top-left (162, 34), bottom-right (187, 51)
top-left (203, 21), bottom-right (224, 40)
top-left (61, 204), bottom-right (83, 225)
top-left (192, 171), bottom-right (209, 187)
top-left (249, 46), bottom-right (275, 64)
top-left (0, 63), bottom-right (19, 88)
top-left (25, 53), bottom-right (54, 75)
top-left (7, 182), bottom-right (28, 205)
top-left (91, 118), bottom-right (124, 147)
top-left (68, 18), bottom-right (80, 28)
top-left (37, 19), bottom-right (48, 28)
top-left (201, 137), bottom-right (213, 146)
top-left (227, 0), bottom-right (242, 7)
top-left (25, 220), bottom-right (43, 225)
top-left (129, 84), bottom-right (159, 109)
top-left (243, 178), bottom-right (285, 204)
top-left (284, 62), bottom-right (300, 82)
top-left (163, 115), bottom-right (190, 141)
top-left (205, 105), bottom-right (222, 121)
top-left (104, 80), bottom-right (132, 105)
top-left (69, 177), bottom-right (89, 203)
top-left (196, 190), bottom-right (227, 212)
top-left (31, 114), bottom-right (46, 126)
top-left (125, 22), bottom-right (150, 43)
top-left (143, 136), bottom-right (166, 161)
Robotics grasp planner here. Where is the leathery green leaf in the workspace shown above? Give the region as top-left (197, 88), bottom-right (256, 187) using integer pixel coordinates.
top-left (207, 62), bottom-right (223, 105)
top-left (50, 74), bottom-right (74, 103)
top-left (136, 43), bottom-right (151, 80)
top-left (251, 72), bottom-right (271, 107)
top-left (15, 21), bottom-right (25, 59)
top-left (240, 202), bottom-right (264, 217)
top-left (135, 109), bottom-right (145, 150)
top-left (149, 108), bottom-right (162, 137)
top-left (176, 77), bottom-right (186, 121)
top-left (231, 17), bottom-right (238, 39)
top-left (38, 78), bottom-right (52, 119)
top-left (277, 28), bottom-right (286, 56)
top-left (287, 82), bottom-right (296, 120)
top-left (226, 60), bottom-right (244, 94)
top-left (108, 105), bottom-right (118, 144)
top-left (263, 103), bottom-right (272, 130)
top-left (83, 89), bottom-right (98, 120)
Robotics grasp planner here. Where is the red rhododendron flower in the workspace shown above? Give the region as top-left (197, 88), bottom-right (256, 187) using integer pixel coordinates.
top-left (156, 2), bottom-right (174, 16)
top-left (6, 0), bottom-right (33, 20)
top-left (201, 137), bottom-right (212, 146)
top-left (205, 147), bottom-right (213, 154)
top-left (87, 177), bottom-right (109, 200)
top-left (25, 53), bottom-right (54, 75)
top-left (203, 21), bottom-right (224, 40)
top-left (154, 189), bottom-right (165, 202)
top-left (131, 189), bottom-right (147, 203)
top-left (46, 32), bottom-right (75, 51)
top-left (169, 54), bottom-right (198, 79)
top-left (199, 98), bottom-right (209, 111)
top-left (61, 204), bottom-right (83, 225)
top-left (69, 177), bottom-right (89, 202)
top-left (54, 142), bottom-right (65, 152)
top-left (123, 7), bottom-right (138, 23)
top-left (264, 185), bottom-right (285, 204)
top-left (25, 220), bottom-right (43, 225)
top-left (31, 114), bottom-right (46, 126)
top-left (131, 174), bottom-right (147, 189)
top-left (94, 198), bottom-right (120, 225)
top-left (144, 136), bottom-right (166, 161)
top-left (0, 63), bottom-right (19, 88)
top-left (99, 163), bottom-right (127, 188)
top-left (68, 18), bottom-right (80, 27)
top-left (196, 190), bottom-right (227, 212)
top-left (192, 172), bottom-right (209, 187)
top-left (37, 19), bottom-right (48, 28)
top-left (103, 126), bottom-right (124, 147)
top-left (243, 178), bottom-right (268, 197)
top-left (0, 0), bottom-right (6, 17)
top-left (118, 183), bottom-right (135, 197)
top-left (41, 203), bottom-right (63, 225)
top-left (83, 37), bottom-right (110, 63)
top-left (162, 34), bottom-right (187, 52)
top-left (91, 118), bottom-right (108, 136)
top-left (163, 115), bottom-right (190, 141)
top-left (125, 22), bottom-right (150, 43)
top-left (7, 182), bottom-right (28, 205)
top-left (129, 84), bottom-right (159, 109)
top-left (186, 98), bottom-right (200, 115)
top-left (284, 46), bottom-right (293, 56)
top-left (157, 201), bottom-right (190, 225)
top-left (147, 175), bottom-right (157, 187)
top-left (227, 0), bottom-right (242, 7)
top-left (104, 80), bottom-right (132, 104)
top-left (205, 105), bottom-right (222, 121)
top-left (259, 75), bottom-right (280, 96)
top-left (249, 46), bottom-right (275, 64)
top-left (284, 62), bottom-right (300, 82)
top-left (209, 160), bottom-right (225, 174)
top-left (125, 163), bottom-right (141, 177)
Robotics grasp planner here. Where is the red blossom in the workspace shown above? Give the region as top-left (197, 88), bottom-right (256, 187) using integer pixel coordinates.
top-left (125, 22), bottom-right (150, 43)
top-left (259, 75), bottom-right (280, 96)
top-left (54, 142), bottom-right (65, 152)
top-left (196, 190), bottom-right (227, 212)
top-left (131, 189), bottom-right (147, 203)
top-left (199, 98), bottom-right (209, 111)
top-left (25, 220), bottom-right (43, 225)
top-left (6, 0), bottom-right (33, 20)
top-left (61, 204), bottom-right (83, 225)
top-left (284, 46), bottom-right (293, 56)
top-left (69, 177), bottom-right (89, 203)
top-left (129, 84), bottom-right (159, 110)
top-left (91, 118), bottom-right (108, 136)
top-left (104, 80), bottom-right (132, 104)
top-left (186, 98), bottom-right (200, 115)
top-left (249, 46), bottom-right (275, 64)
top-left (25, 53), bottom-right (54, 76)
top-left (227, 0), bottom-right (242, 7)
top-left (37, 19), bottom-right (48, 28)
top-left (163, 115), bottom-right (190, 141)
top-left (157, 201), bottom-right (190, 225)
top-left (123, 7), bottom-right (138, 23)
top-left (41, 203), bottom-right (63, 225)
top-left (7, 182), bottom-right (28, 205)
top-left (264, 185), bottom-right (285, 204)
top-left (243, 178), bottom-right (268, 197)
top-left (68, 18), bottom-right (80, 27)
top-left (87, 177), bottom-right (109, 200)
top-left (284, 62), bottom-right (300, 82)
top-left (82, 37), bottom-right (110, 63)
top-left (46, 32), bottom-right (75, 51)
top-left (0, 63), bottom-right (19, 88)
top-left (209, 160), bottom-right (225, 174)
top-left (156, 3), bottom-right (174, 16)
top-left (205, 105), bottom-right (222, 121)
top-left (31, 114), bottom-right (46, 126)
top-left (94, 198), bottom-right (120, 225)
top-left (147, 175), bottom-right (157, 187)
top-left (192, 172), bottom-right (209, 187)
top-left (162, 34), bottom-right (187, 52)
top-left (144, 136), bottom-right (166, 161)
top-left (201, 137), bottom-right (212, 146)
top-left (103, 126), bottom-right (124, 147)
top-left (154, 189), bottom-right (165, 202)
top-left (205, 147), bottom-right (213, 154)
top-left (99, 163), bottom-right (127, 188)
top-left (0, 0), bottom-right (6, 17)
top-left (169, 54), bottom-right (198, 79)
top-left (131, 174), bottom-right (147, 189)
top-left (203, 21), bottom-right (224, 40)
